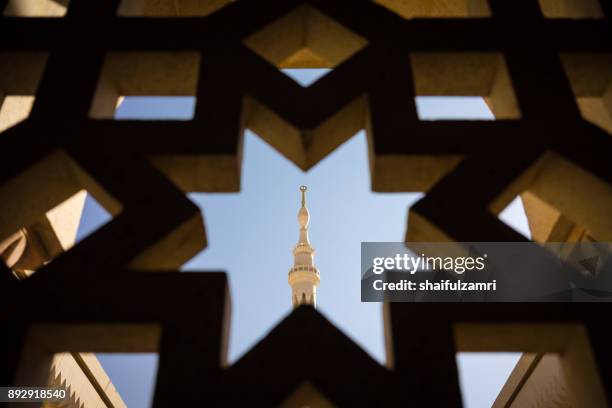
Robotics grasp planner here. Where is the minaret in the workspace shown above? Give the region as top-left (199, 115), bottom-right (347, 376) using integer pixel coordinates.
top-left (288, 185), bottom-right (320, 307)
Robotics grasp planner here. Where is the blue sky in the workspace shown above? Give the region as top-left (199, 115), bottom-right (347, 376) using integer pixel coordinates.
top-left (76, 69), bottom-right (531, 407)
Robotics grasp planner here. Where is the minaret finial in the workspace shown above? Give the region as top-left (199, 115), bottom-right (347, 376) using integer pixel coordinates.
top-left (297, 186), bottom-right (310, 229)
top-left (300, 185), bottom-right (307, 207)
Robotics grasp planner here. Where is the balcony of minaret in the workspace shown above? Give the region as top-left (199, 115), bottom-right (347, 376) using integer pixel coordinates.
top-left (288, 265), bottom-right (320, 275)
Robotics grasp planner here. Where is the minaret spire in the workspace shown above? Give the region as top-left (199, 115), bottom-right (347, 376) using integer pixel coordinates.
top-left (288, 185), bottom-right (320, 307)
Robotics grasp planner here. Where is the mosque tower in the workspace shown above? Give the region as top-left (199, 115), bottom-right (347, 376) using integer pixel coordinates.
top-left (288, 185), bottom-right (320, 307)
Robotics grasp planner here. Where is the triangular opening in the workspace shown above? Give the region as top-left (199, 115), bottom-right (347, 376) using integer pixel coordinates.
top-left (282, 68), bottom-right (332, 88)
top-left (498, 195), bottom-right (532, 239)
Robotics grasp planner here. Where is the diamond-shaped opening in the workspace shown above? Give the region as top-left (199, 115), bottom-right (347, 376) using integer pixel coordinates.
top-left (560, 53), bottom-right (612, 134)
top-left (455, 323), bottom-right (605, 408)
top-left (118, 0), bottom-right (232, 16)
top-left (244, 5), bottom-right (367, 85)
top-left (491, 152), bottom-right (611, 243)
top-left (0, 52), bottom-right (47, 133)
top-left (415, 96), bottom-right (495, 120)
top-left (0, 152), bottom-right (121, 279)
top-left (538, 0), bottom-right (604, 18)
top-left (3, 0), bottom-right (69, 16)
top-left (411, 52), bottom-right (521, 120)
top-left (375, 0), bottom-right (491, 19)
top-left (16, 324), bottom-right (159, 407)
top-left (89, 52), bottom-right (200, 119)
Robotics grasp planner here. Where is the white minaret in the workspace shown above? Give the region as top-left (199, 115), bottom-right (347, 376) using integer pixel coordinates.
top-left (288, 185), bottom-right (320, 307)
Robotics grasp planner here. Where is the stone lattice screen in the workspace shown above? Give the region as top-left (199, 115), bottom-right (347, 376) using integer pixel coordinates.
top-left (1, 0), bottom-right (611, 406)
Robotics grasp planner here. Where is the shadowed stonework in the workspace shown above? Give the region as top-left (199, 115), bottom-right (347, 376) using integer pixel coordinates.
top-left (1, 0), bottom-right (611, 406)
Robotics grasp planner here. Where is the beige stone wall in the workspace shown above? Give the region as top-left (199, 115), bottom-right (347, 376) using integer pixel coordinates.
top-left (3, 0), bottom-right (68, 17)
top-left (482, 324), bottom-right (607, 408)
top-left (0, 95), bottom-right (35, 133)
top-left (46, 353), bottom-right (126, 408)
top-left (0, 190), bottom-right (87, 276)
top-left (0, 186), bottom-right (125, 408)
